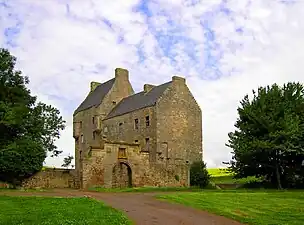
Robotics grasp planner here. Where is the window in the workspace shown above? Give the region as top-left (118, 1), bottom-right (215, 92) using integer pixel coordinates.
top-left (143, 138), bottom-right (150, 152)
top-left (134, 140), bottom-right (138, 143)
top-left (92, 116), bottom-right (95, 124)
top-left (118, 122), bottom-right (123, 132)
top-left (112, 101), bottom-right (116, 105)
top-left (81, 135), bottom-right (84, 143)
top-left (145, 116), bottom-right (150, 127)
top-left (79, 121), bottom-right (82, 129)
top-left (145, 138), bottom-right (150, 145)
top-left (134, 118), bottom-right (139, 129)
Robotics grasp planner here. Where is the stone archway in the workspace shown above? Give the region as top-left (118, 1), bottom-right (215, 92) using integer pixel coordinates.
top-left (112, 162), bottom-right (132, 188)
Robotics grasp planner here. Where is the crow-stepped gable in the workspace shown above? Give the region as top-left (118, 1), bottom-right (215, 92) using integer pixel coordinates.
top-left (73, 68), bottom-right (202, 189)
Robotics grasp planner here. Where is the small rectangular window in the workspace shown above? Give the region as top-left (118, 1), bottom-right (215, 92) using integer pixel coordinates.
top-left (92, 132), bottom-right (95, 140)
top-left (134, 118), bottom-right (139, 129)
top-left (135, 140), bottom-right (138, 143)
top-left (145, 138), bottom-right (149, 144)
top-left (92, 116), bottom-right (95, 124)
top-left (79, 121), bottom-right (82, 129)
top-left (145, 116), bottom-right (150, 127)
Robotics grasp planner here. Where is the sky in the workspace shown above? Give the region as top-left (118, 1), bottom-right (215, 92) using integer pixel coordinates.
top-left (1, 0), bottom-right (304, 168)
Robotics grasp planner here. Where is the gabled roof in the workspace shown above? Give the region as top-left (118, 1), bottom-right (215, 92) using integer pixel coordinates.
top-left (105, 81), bottom-right (172, 119)
top-left (74, 78), bottom-right (115, 114)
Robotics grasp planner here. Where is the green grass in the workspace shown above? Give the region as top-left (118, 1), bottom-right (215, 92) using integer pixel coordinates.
top-left (0, 187), bottom-right (49, 192)
top-left (157, 190), bottom-right (304, 225)
top-left (89, 186), bottom-right (205, 193)
top-left (208, 168), bottom-right (232, 177)
top-left (0, 196), bottom-right (132, 225)
top-left (208, 168), bottom-right (262, 185)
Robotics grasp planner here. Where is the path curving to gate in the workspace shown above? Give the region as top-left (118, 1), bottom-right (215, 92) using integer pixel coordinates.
top-left (1, 189), bottom-right (243, 225)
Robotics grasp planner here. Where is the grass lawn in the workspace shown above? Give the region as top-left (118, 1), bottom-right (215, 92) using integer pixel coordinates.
top-left (89, 186), bottom-right (204, 193)
top-left (157, 190), bottom-right (304, 225)
top-left (0, 196), bottom-right (132, 225)
top-left (208, 168), bottom-right (261, 184)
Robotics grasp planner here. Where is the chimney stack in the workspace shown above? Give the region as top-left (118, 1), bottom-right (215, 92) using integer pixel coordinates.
top-left (115, 68), bottom-right (129, 81)
top-left (172, 76), bottom-right (186, 84)
top-left (144, 84), bottom-right (155, 93)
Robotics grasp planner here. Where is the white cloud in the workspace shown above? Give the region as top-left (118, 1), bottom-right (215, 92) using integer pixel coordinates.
top-left (1, 0), bottom-right (304, 168)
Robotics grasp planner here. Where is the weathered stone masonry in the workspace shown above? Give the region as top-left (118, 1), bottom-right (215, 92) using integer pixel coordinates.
top-left (73, 68), bottom-right (203, 189)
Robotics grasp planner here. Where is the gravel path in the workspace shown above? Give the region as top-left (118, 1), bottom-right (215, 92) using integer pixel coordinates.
top-left (1, 189), bottom-right (243, 225)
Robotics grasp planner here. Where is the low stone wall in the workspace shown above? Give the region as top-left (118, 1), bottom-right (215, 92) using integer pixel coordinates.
top-left (22, 168), bottom-right (77, 189)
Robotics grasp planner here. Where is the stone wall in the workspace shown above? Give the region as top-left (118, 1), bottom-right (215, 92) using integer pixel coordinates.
top-left (21, 168), bottom-right (76, 189)
top-left (156, 76), bottom-right (203, 165)
top-left (81, 142), bottom-right (190, 189)
top-left (103, 106), bottom-right (157, 157)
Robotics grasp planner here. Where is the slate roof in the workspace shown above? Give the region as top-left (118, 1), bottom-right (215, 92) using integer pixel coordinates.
top-left (105, 81), bottom-right (172, 119)
top-left (74, 78), bottom-right (115, 114)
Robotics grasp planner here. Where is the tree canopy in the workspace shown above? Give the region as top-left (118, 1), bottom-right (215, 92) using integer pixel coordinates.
top-left (190, 161), bottom-right (211, 188)
top-left (0, 48), bottom-right (66, 187)
top-left (226, 83), bottom-right (304, 189)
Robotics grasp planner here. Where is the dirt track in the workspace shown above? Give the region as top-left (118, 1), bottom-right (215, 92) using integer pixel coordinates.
top-left (1, 189), bottom-right (243, 225)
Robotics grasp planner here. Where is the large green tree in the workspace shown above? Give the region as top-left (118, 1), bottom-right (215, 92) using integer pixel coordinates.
top-left (0, 48), bottom-right (65, 187)
top-left (226, 83), bottom-right (304, 189)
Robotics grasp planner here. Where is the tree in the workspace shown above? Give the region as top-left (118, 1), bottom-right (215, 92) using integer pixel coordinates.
top-left (190, 161), bottom-right (211, 188)
top-left (0, 48), bottom-right (66, 187)
top-left (62, 155), bottom-right (74, 169)
top-left (226, 83), bottom-right (304, 189)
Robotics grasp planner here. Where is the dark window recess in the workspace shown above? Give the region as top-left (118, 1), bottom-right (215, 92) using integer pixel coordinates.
top-left (134, 118), bottom-right (139, 129)
top-left (143, 138), bottom-right (150, 152)
top-left (79, 121), bottom-right (82, 129)
top-left (145, 116), bottom-right (150, 127)
top-left (145, 138), bottom-right (149, 144)
top-left (92, 116), bottom-right (95, 124)
top-left (80, 150), bottom-right (82, 160)
top-left (118, 122), bottom-right (123, 132)
top-left (112, 101), bottom-right (116, 105)
top-left (135, 140), bottom-right (138, 143)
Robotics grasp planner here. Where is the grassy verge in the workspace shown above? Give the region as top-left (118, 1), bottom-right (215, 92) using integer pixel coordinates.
top-left (208, 168), bottom-right (262, 185)
top-left (88, 186), bottom-right (206, 193)
top-left (0, 187), bottom-right (50, 192)
top-left (0, 196), bottom-right (132, 225)
top-left (157, 190), bottom-right (304, 225)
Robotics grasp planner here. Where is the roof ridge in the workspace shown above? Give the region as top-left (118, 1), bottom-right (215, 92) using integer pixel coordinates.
top-left (74, 78), bottom-right (115, 114)
top-left (104, 81), bottom-right (172, 119)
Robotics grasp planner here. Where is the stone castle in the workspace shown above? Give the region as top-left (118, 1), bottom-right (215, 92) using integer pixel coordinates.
top-left (73, 68), bottom-right (202, 189)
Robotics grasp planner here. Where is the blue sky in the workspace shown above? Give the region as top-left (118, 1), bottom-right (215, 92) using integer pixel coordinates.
top-left (1, 0), bottom-right (304, 168)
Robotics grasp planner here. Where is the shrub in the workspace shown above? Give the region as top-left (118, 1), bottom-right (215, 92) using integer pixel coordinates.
top-left (190, 161), bottom-right (211, 188)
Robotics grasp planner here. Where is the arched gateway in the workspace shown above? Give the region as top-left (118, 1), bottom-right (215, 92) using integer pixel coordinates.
top-left (112, 162), bottom-right (132, 188)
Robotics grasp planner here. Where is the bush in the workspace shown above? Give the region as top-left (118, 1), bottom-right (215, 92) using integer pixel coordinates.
top-left (190, 161), bottom-right (211, 188)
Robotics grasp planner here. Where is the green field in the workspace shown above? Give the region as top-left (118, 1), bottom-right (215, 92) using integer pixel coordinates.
top-left (0, 196), bottom-right (131, 225)
top-left (89, 186), bottom-right (205, 193)
top-left (158, 190), bottom-right (304, 225)
top-left (208, 168), bottom-right (261, 185)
